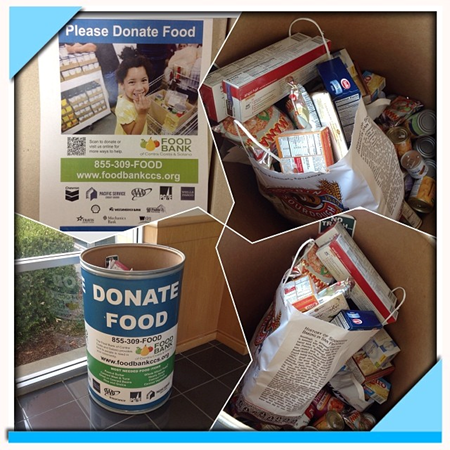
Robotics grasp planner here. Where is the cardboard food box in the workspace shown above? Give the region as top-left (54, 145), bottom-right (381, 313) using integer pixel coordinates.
top-left (148, 89), bottom-right (196, 130)
top-left (201, 32), bottom-right (331, 123)
top-left (217, 208), bottom-right (436, 431)
top-left (208, 12), bottom-right (436, 242)
top-left (316, 57), bottom-right (361, 146)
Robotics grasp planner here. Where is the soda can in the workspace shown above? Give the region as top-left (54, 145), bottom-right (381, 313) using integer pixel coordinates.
top-left (414, 136), bottom-right (436, 159)
top-left (386, 126), bottom-right (412, 158)
top-left (404, 109), bottom-right (436, 137)
top-left (400, 150), bottom-right (428, 179)
top-left (313, 410), bottom-right (345, 431)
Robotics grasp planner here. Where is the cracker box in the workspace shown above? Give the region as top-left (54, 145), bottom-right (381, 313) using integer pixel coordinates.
top-left (275, 127), bottom-right (334, 174)
top-left (362, 328), bottom-right (401, 369)
top-left (283, 274), bottom-right (319, 312)
top-left (305, 293), bottom-right (349, 322)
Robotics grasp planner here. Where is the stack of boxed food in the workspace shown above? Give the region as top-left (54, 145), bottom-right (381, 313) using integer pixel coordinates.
top-left (226, 220), bottom-right (404, 431)
top-left (201, 29), bottom-right (436, 227)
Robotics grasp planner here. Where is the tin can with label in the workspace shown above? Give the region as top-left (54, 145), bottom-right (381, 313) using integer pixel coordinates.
top-left (342, 409), bottom-right (371, 430)
top-left (414, 136), bottom-right (436, 159)
top-left (80, 244), bottom-right (185, 414)
top-left (404, 109), bottom-right (436, 137)
top-left (362, 413), bottom-right (377, 430)
top-left (386, 126), bottom-right (412, 158)
top-left (408, 159), bottom-right (436, 213)
top-left (313, 410), bottom-right (345, 431)
top-left (400, 150), bottom-right (428, 179)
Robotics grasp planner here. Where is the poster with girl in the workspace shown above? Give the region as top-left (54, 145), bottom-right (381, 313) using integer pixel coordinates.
top-left (39, 13), bottom-right (214, 240)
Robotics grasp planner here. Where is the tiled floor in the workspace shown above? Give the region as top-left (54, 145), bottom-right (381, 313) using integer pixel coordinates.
top-left (15, 341), bottom-right (250, 431)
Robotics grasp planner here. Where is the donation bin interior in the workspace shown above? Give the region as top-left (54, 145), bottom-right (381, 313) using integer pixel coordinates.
top-left (210, 12), bottom-right (437, 242)
top-left (217, 208), bottom-right (436, 426)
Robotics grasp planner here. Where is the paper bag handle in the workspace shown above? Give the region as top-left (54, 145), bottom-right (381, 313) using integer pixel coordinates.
top-left (288, 18), bottom-right (332, 61)
top-left (282, 238), bottom-right (315, 287)
top-left (233, 119), bottom-right (282, 163)
top-left (382, 287), bottom-right (406, 326)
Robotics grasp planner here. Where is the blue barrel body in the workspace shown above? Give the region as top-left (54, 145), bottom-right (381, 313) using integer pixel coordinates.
top-left (80, 244), bottom-right (185, 414)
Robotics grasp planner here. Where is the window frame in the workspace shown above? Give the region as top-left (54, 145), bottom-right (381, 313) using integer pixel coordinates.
top-left (14, 226), bottom-right (142, 395)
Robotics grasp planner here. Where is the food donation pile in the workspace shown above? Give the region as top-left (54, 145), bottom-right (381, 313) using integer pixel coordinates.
top-left (202, 28), bottom-right (436, 227)
top-left (226, 220), bottom-right (404, 431)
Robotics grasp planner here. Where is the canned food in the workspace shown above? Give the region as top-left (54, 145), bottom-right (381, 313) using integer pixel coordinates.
top-left (414, 136), bottom-right (436, 159)
top-left (400, 150), bottom-right (428, 179)
top-left (404, 109), bottom-right (436, 137)
top-left (386, 127), bottom-right (412, 158)
top-left (408, 159), bottom-right (436, 213)
top-left (313, 410), bottom-right (345, 431)
top-left (362, 413), bottom-right (377, 430)
top-left (342, 410), bottom-right (368, 430)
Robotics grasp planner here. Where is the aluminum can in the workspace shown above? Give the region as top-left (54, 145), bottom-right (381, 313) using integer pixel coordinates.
top-left (404, 109), bottom-right (436, 137)
top-left (413, 136), bottom-right (436, 159)
top-left (400, 150), bottom-right (428, 179)
top-left (408, 159), bottom-right (436, 213)
top-left (313, 410), bottom-right (345, 431)
top-left (386, 126), bottom-right (412, 158)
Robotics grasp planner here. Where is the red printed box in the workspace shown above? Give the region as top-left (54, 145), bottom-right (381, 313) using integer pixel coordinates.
top-left (200, 33), bottom-right (331, 123)
top-left (316, 222), bottom-right (399, 324)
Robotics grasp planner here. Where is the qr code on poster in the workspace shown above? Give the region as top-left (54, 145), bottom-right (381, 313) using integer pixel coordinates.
top-left (67, 137), bottom-right (86, 156)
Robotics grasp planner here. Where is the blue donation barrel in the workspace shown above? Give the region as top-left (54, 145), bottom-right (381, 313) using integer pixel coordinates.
top-left (80, 243), bottom-right (185, 414)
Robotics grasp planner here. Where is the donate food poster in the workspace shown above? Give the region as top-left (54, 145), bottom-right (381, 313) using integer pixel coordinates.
top-left (39, 14), bottom-right (213, 239)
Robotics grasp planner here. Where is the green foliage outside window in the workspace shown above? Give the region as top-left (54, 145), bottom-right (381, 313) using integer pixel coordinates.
top-left (15, 216), bottom-right (83, 346)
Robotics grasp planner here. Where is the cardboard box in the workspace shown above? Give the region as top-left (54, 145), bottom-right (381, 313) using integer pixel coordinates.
top-left (148, 89), bottom-right (195, 131)
top-left (201, 32), bottom-right (331, 123)
top-left (209, 12), bottom-right (436, 242)
top-left (217, 208), bottom-right (436, 427)
top-left (362, 328), bottom-right (401, 369)
top-left (346, 349), bottom-right (396, 384)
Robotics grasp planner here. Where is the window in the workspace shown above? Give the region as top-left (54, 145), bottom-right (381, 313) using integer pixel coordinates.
top-left (15, 215), bottom-right (141, 394)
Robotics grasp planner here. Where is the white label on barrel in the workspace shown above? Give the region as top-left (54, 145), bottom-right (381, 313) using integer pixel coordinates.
top-left (85, 322), bottom-right (176, 405)
top-left (81, 267), bottom-right (183, 409)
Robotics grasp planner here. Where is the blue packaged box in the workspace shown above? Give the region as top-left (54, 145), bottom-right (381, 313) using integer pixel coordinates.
top-left (331, 310), bottom-right (382, 330)
top-left (317, 57), bottom-right (361, 146)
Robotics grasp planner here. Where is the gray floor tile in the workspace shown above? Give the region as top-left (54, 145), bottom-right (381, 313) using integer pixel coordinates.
top-left (186, 346), bottom-right (245, 378)
top-left (172, 357), bottom-right (212, 393)
top-left (183, 379), bottom-right (232, 420)
top-left (147, 395), bottom-right (212, 430)
top-left (18, 383), bottom-right (74, 418)
top-left (64, 373), bottom-right (89, 399)
top-left (27, 401), bottom-right (90, 430)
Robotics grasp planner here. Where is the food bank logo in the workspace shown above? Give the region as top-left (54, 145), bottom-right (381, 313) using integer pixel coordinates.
top-left (136, 345), bottom-right (153, 357)
top-left (140, 138), bottom-right (160, 152)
